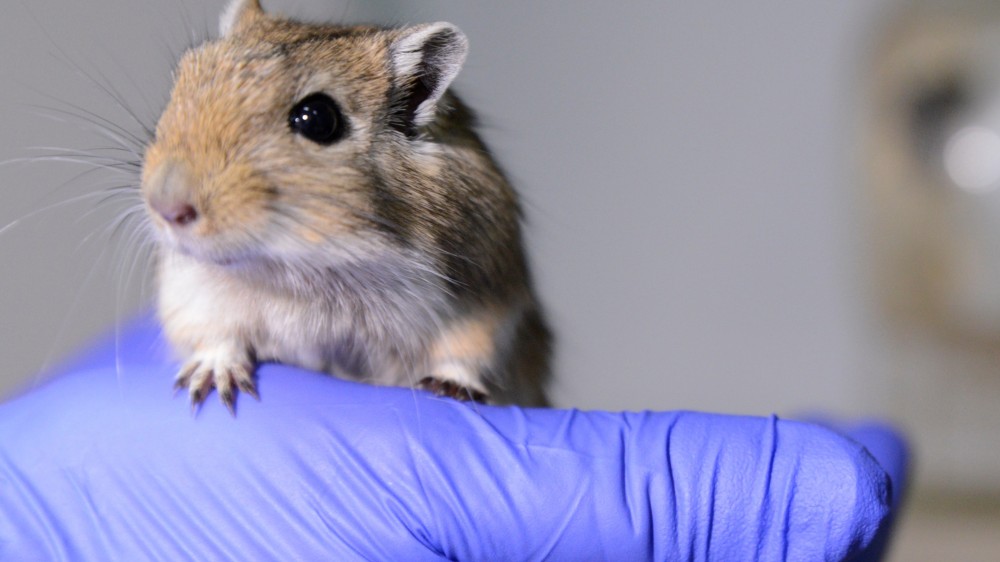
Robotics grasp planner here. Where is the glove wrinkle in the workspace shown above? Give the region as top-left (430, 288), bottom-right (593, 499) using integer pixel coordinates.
top-left (0, 317), bottom-right (903, 561)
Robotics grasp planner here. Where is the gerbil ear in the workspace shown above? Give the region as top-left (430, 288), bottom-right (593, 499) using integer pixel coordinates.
top-left (220, 0), bottom-right (264, 37)
top-left (390, 23), bottom-right (468, 138)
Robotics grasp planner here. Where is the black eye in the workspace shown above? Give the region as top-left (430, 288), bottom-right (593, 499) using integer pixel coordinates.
top-left (288, 93), bottom-right (346, 145)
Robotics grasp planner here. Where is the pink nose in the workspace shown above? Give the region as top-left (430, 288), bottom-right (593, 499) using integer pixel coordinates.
top-left (145, 160), bottom-right (200, 228)
top-left (153, 200), bottom-right (199, 227)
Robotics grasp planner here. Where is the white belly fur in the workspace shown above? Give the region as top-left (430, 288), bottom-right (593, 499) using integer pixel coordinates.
top-left (157, 249), bottom-right (449, 386)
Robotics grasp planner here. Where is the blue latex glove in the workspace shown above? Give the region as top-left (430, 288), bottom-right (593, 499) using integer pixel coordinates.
top-left (0, 317), bottom-right (906, 560)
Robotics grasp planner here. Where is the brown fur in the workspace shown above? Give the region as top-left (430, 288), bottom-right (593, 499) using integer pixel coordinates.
top-left (142, 0), bottom-right (551, 410)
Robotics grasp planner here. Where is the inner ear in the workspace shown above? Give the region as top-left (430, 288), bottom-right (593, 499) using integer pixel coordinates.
top-left (390, 23), bottom-right (468, 138)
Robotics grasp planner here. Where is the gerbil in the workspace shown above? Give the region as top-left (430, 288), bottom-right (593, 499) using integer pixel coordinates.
top-left (141, 0), bottom-right (551, 412)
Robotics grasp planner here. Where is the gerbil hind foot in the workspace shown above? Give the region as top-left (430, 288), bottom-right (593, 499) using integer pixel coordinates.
top-left (416, 376), bottom-right (489, 403)
top-left (173, 346), bottom-right (257, 415)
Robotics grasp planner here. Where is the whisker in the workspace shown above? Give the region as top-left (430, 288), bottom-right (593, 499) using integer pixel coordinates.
top-left (14, 0), bottom-right (154, 139)
top-left (16, 154), bottom-right (141, 176)
top-left (81, 65), bottom-right (156, 142)
top-left (109, 220), bottom-right (143, 391)
top-left (28, 145), bottom-right (143, 163)
top-left (108, 207), bottom-right (148, 244)
top-left (76, 202), bottom-right (144, 249)
top-left (93, 48), bottom-right (163, 129)
top-left (25, 103), bottom-right (147, 156)
top-left (112, 211), bottom-right (154, 299)
top-left (9, 0), bottom-right (160, 392)
top-left (94, 186), bottom-right (142, 209)
top-left (0, 190), bottom-right (128, 238)
top-left (32, 224), bottom-right (116, 384)
top-left (0, 155), bottom-right (139, 175)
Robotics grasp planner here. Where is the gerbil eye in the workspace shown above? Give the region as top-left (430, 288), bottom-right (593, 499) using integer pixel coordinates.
top-left (288, 93), bottom-right (345, 145)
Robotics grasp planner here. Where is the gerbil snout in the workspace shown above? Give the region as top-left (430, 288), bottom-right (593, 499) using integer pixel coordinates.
top-left (141, 155), bottom-right (273, 264)
top-left (145, 160), bottom-right (200, 229)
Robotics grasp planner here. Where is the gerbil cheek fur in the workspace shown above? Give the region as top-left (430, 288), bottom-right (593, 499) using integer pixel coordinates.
top-left (144, 0), bottom-right (552, 414)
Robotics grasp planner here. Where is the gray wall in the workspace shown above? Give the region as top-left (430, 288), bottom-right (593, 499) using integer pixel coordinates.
top-left (0, 0), bottom-right (888, 416)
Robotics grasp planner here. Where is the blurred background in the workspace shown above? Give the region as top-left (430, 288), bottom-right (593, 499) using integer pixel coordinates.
top-left (2, 0), bottom-right (1000, 558)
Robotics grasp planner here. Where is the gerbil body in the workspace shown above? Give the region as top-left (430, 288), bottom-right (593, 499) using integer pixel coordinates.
top-left (142, 0), bottom-right (551, 411)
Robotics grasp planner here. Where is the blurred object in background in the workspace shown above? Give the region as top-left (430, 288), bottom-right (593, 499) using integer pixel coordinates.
top-left (864, 0), bottom-right (1000, 510)
top-left (868, 1), bottom-right (1000, 339)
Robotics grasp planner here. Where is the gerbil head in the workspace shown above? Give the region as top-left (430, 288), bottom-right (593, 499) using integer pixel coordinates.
top-left (141, 0), bottom-right (468, 270)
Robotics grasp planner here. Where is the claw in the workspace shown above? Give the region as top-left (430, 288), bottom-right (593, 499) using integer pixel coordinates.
top-left (238, 379), bottom-right (260, 401)
top-left (172, 348), bottom-right (255, 414)
top-left (189, 396), bottom-right (203, 416)
top-left (417, 376), bottom-right (489, 403)
top-left (173, 363), bottom-right (197, 395)
top-left (219, 388), bottom-right (236, 416)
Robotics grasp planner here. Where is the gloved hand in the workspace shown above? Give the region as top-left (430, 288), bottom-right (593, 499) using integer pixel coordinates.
top-left (0, 317), bottom-right (906, 561)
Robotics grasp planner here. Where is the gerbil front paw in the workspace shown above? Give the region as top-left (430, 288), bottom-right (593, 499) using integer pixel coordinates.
top-left (417, 376), bottom-right (489, 403)
top-left (174, 346), bottom-right (256, 415)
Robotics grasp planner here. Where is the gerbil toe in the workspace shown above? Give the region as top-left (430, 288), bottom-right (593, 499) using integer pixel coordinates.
top-left (219, 388), bottom-right (236, 416)
top-left (186, 364), bottom-right (215, 405)
top-left (417, 376), bottom-right (489, 403)
top-left (215, 363), bottom-right (254, 415)
top-left (238, 379), bottom-right (260, 401)
top-left (216, 373), bottom-right (235, 416)
top-left (174, 349), bottom-right (255, 414)
top-left (173, 362), bottom-right (199, 394)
